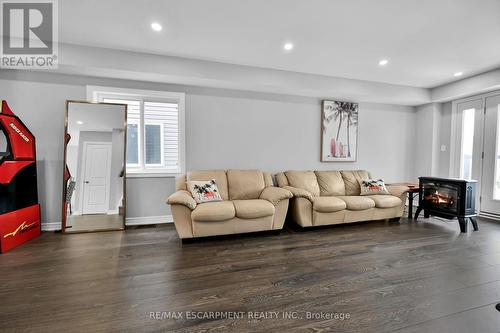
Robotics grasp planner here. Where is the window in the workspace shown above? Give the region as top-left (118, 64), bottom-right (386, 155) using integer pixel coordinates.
top-left (460, 108), bottom-right (475, 180)
top-left (127, 123), bottom-right (140, 166)
top-left (87, 86), bottom-right (185, 176)
top-left (145, 123), bottom-right (163, 165)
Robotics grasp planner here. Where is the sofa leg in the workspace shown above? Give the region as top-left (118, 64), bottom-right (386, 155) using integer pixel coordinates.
top-left (389, 217), bottom-right (401, 223)
top-left (181, 238), bottom-right (196, 244)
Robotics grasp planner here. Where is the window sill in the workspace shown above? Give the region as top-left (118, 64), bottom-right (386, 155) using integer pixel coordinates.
top-left (126, 171), bottom-right (182, 179)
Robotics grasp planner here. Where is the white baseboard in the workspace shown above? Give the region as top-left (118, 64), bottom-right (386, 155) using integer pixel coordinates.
top-left (479, 212), bottom-right (500, 221)
top-left (41, 215), bottom-right (173, 231)
top-left (107, 209), bottom-right (119, 215)
top-left (125, 215), bottom-right (173, 226)
top-left (42, 222), bottom-right (62, 231)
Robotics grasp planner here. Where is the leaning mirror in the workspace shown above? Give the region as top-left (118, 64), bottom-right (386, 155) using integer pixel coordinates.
top-left (62, 101), bottom-right (127, 233)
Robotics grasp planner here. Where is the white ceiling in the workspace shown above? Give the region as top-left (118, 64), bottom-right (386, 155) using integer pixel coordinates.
top-left (60, 0), bottom-right (500, 88)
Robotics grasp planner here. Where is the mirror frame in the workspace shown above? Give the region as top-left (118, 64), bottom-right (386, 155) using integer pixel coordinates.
top-left (62, 100), bottom-right (128, 233)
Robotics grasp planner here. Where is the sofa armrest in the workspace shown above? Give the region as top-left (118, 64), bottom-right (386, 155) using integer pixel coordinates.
top-left (282, 186), bottom-right (313, 201)
top-left (386, 185), bottom-right (409, 198)
top-left (167, 190), bottom-right (197, 210)
top-left (260, 187), bottom-right (293, 206)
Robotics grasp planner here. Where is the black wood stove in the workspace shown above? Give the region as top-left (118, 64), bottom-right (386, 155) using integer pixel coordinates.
top-left (414, 177), bottom-right (478, 233)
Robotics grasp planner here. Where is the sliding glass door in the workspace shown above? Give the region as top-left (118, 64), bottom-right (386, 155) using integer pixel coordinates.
top-left (453, 92), bottom-right (500, 217)
top-left (480, 94), bottom-right (500, 215)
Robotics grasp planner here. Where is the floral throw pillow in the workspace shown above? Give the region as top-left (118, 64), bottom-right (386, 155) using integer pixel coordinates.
top-left (359, 179), bottom-right (390, 195)
top-left (187, 179), bottom-right (223, 203)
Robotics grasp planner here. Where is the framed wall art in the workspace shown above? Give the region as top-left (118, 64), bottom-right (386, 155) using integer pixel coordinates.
top-left (321, 100), bottom-right (359, 162)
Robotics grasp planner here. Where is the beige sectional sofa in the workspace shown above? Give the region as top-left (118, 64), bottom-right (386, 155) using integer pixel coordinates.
top-left (167, 170), bottom-right (292, 239)
top-left (276, 170), bottom-right (408, 227)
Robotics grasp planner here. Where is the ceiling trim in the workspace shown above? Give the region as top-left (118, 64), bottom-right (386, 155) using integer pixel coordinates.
top-left (431, 68), bottom-right (500, 103)
top-left (6, 43), bottom-right (499, 105)
top-left (51, 43), bottom-right (430, 106)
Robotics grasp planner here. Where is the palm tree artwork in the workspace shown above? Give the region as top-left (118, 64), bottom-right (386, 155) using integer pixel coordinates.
top-left (322, 100), bottom-right (359, 162)
top-left (345, 103), bottom-right (359, 158)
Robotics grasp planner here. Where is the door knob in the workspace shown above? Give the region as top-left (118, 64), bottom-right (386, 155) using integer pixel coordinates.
top-left (84, 181), bottom-right (90, 184)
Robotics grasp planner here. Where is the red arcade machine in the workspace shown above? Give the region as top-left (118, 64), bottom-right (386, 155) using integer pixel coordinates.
top-left (0, 100), bottom-right (40, 253)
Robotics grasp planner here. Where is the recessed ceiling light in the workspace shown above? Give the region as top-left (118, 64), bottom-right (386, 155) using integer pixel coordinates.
top-left (454, 72), bottom-right (463, 77)
top-left (77, 120), bottom-right (83, 125)
top-left (283, 42), bottom-right (294, 51)
top-left (378, 59), bottom-right (389, 66)
top-left (151, 22), bottom-right (162, 32)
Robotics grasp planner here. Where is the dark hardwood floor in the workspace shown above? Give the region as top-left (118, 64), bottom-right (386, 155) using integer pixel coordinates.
top-left (1, 216), bottom-right (500, 332)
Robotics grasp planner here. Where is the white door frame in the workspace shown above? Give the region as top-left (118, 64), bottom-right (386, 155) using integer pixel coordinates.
top-left (450, 98), bottom-right (483, 178)
top-left (79, 141), bottom-right (113, 215)
top-left (450, 89), bottom-right (500, 217)
top-left (480, 93), bottom-right (500, 217)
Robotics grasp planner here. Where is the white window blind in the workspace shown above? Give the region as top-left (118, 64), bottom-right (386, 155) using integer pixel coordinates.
top-left (144, 101), bottom-right (179, 168)
top-left (88, 86), bottom-right (185, 176)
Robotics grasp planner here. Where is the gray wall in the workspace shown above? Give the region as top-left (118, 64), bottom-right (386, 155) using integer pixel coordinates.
top-left (437, 102), bottom-right (453, 177)
top-left (186, 93), bottom-right (416, 179)
top-left (414, 101), bottom-right (455, 180)
top-left (0, 70), bottom-right (416, 227)
top-left (415, 103), bottom-right (445, 178)
top-left (0, 76), bottom-right (83, 227)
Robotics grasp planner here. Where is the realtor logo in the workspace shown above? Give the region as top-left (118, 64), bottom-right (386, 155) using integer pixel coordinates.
top-left (1, 0), bottom-right (58, 69)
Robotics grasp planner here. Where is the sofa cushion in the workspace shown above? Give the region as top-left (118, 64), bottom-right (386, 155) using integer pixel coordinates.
top-left (227, 169), bottom-right (265, 200)
top-left (365, 195), bottom-right (402, 208)
top-left (315, 171), bottom-right (346, 196)
top-left (187, 170), bottom-right (229, 200)
top-left (263, 172), bottom-right (274, 187)
top-left (312, 196), bottom-right (347, 213)
top-left (275, 172), bottom-right (289, 187)
top-left (285, 171), bottom-right (320, 197)
top-left (233, 199), bottom-right (275, 219)
top-left (340, 170), bottom-right (371, 195)
top-left (336, 196), bottom-right (375, 211)
top-left (191, 201), bottom-right (235, 222)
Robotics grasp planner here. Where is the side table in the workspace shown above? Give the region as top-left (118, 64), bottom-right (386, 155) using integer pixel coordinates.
top-left (387, 183), bottom-right (419, 219)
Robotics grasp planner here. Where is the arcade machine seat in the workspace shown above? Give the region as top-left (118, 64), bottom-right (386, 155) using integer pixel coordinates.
top-left (0, 100), bottom-right (40, 253)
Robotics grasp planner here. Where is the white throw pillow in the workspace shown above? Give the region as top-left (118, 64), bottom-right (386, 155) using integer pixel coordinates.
top-left (187, 179), bottom-right (223, 203)
top-left (359, 179), bottom-right (390, 195)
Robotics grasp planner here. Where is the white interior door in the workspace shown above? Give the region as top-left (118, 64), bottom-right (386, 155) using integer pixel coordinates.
top-left (480, 94), bottom-right (500, 215)
top-left (82, 142), bottom-right (112, 214)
